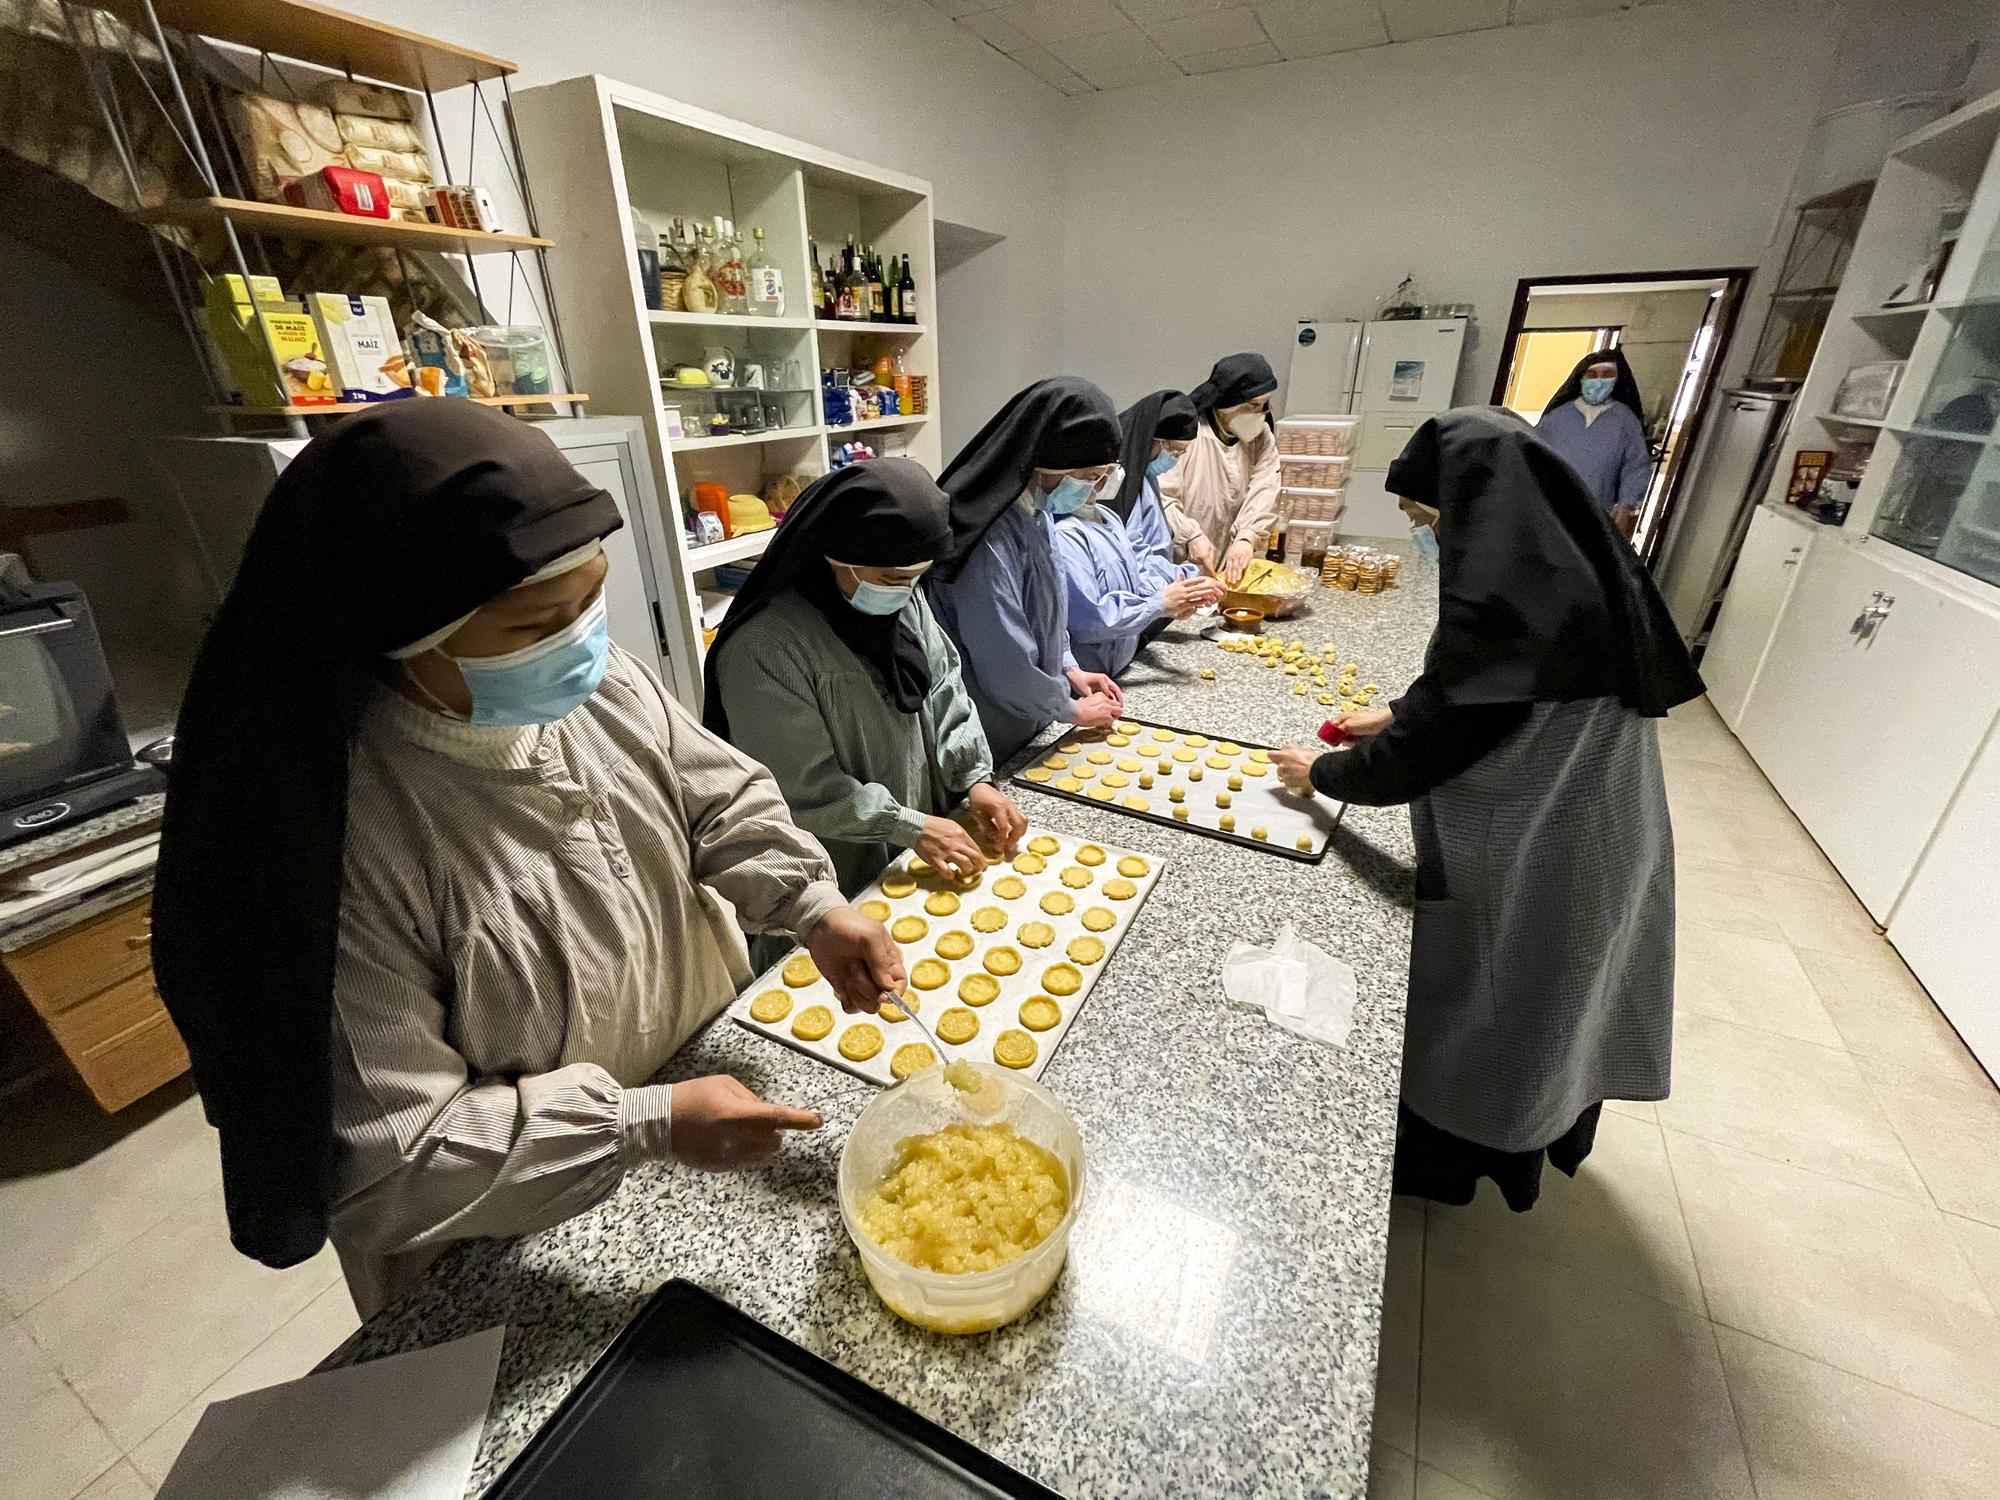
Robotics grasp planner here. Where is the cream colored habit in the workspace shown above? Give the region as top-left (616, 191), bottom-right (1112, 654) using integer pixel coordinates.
top-left (1158, 418), bottom-right (1281, 560)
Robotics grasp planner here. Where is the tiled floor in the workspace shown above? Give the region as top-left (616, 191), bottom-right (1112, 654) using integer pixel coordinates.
top-left (4, 698), bottom-right (1995, 1498)
top-left (1368, 698), bottom-right (2000, 1500)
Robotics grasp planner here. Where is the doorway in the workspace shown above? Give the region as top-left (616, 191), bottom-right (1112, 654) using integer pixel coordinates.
top-left (1490, 268), bottom-right (1755, 562)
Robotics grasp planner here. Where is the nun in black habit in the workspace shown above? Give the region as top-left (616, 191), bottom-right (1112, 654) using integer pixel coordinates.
top-left (152, 400), bottom-right (899, 1311)
top-left (1273, 407), bottom-right (1703, 1209)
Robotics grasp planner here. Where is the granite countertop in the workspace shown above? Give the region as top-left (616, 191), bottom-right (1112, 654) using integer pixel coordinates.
top-left (0, 794), bottom-right (164, 952)
top-left (340, 553), bottom-right (1438, 1500)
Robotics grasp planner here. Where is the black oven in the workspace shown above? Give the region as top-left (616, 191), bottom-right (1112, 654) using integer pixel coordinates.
top-left (0, 571), bottom-right (163, 848)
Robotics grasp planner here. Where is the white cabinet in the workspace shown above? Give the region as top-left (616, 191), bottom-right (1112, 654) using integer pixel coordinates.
top-left (1701, 505), bottom-right (1817, 728)
top-left (1889, 719), bottom-right (2000, 1076)
top-left (1737, 538), bottom-right (2000, 919)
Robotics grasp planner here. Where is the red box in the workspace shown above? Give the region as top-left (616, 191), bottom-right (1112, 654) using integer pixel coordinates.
top-left (282, 165), bottom-right (390, 219)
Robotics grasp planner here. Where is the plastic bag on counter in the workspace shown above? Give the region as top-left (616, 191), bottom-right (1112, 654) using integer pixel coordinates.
top-left (1221, 922), bottom-right (1355, 1049)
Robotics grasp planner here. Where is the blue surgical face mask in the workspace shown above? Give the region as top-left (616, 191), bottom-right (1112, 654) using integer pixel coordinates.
top-left (1040, 475), bottom-right (1095, 516)
top-left (1581, 376), bottom-right (1616, 405)
top-left (1146, 450), bottom-right (1178, 479)
top-left (1411, 523), bottom-right (1440, 562)
top-left (449, 597), bottom-right (610, 726)
top-left (847, 579), bottom-right (913, 616)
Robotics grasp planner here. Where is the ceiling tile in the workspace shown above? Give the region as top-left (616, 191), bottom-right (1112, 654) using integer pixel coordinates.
top-left (927, 0), bottom-right (1002, 17)
top-left (1254, 0), bottom-right (1388, 57)
top-left (1055, 27), bottom-right (1168, 71)
top-left (1179, 38), bottom-right (1284, 71)
top-left (1116, 0), bottom-right (1238, 23)
top-left (993, 0), bottom-right (1132, 44)
top-left (959, 9), bottom-right (1039, 51)
top-left (1379, 0), bottom-right (1507, 42)
top-left (1010, 43), bottom-right (1095, 89)
top-left (1509, 0), bottom-right (1632, 22)
top-left (1147, 6), bottom-right (1269, 57)
top-left (1080, 55), bottom-right (1189, 87)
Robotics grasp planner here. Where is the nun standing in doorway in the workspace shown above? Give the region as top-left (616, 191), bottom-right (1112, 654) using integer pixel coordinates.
top-left (1273, 408), bottom-right (1702, 1210)
top-left (1536, 346), bottom-right (1652, 534)
top-left (1158, 352), bottom-right (1282, 584)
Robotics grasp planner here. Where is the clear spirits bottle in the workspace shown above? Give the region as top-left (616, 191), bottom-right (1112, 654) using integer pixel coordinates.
top-left (713, 217), bottom-right (749, 316)
top-left (748, 226), bottom-right (785, 317)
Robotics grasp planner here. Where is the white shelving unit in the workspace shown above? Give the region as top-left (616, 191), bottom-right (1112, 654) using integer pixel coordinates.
top-left (511, 75), bottom-right (941, 705)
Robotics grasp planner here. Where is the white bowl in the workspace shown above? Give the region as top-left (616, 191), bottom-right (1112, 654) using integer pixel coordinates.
top-left (837, 1063), bottom-right (1084, 1335)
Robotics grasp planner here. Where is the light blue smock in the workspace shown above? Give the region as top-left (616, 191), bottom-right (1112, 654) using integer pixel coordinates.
top-left (927, 497), bottom-right (1077, 765)
top-left (1126, 477), bottom-right (1193, 594)
top-left (1054, 491), bottom-right (1197, 677)
top-left (1537, 400), bottom-right (1651, 511)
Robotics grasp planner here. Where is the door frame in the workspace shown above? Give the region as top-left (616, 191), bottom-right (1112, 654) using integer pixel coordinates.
top-left (1488, 266), bottom-right (1757, 563)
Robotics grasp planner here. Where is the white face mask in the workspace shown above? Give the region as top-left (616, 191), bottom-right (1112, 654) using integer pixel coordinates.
top-left (1227, 410), bottom-right (1265, 443)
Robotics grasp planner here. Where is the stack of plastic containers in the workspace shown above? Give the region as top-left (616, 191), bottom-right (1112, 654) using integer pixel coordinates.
top-left (1276, 416), bottom-right (1356, 551)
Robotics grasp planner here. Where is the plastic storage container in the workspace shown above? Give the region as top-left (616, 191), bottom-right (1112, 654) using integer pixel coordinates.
top-left (1277, 454), bottom-right (1350, 490)
top-left (1280, 485), bottom-right (1345, 524)
top-left (1276, 415), bottom-right (1359, 458)
top-left (839, 1063), bottom-right (1084, 1335)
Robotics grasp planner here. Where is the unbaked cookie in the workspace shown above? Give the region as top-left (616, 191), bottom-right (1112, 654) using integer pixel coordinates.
top-left (925, 891), bottom-right (961, 916)
top-left (891, 915), bottom-right (928, 943)
top-left (1217, 741), bottom-right (1243, 756)
top-left (791, 1005), bottom-right (834, 1041)
top-left (1243, 763), bottom-right (1269, 778)
top-left (1205, 755), bottom-right (1232, 770)
top-left (1059, 740), bottom-right (1083, 753)
top-left (1185, 734), bottom-right (1210, 748)
top-left (749, 989), bottom-right (792, 1023)
top-left (1116, 855), bottom-right (1150, 878)
top-left (935, 930), bottom-right (975, 961)
top-left (1117, 758), bottom-right (1142, 773)
top-left (1086, 750), bottom-right (1113, 765)
top-left (911, 959), bottom-right (951, 990)
top-left (1039, 891), bottom-right (1074, 916)
top-left (935, 1007), bottom-right (979, 1044)
top-left (1080, 906), bottom-right (1116, 933)
top-left (983, 946), bottom-right (1023, 977)
top-left (1100, 772), bottom-right (1130, 789)
top-left (992, 876), bottom-right (1027, 900)
top-left (879, 1002), bottom-right (908, 1022)
top-left (1172, 805), bottom-right (1190, 820)
top-left (1066, 935), bottom-right (1105, 965)
top-left (1107, 733), bottom-right (1130, 747)
top-left (782, 954), bottom-right (821, 988)
top-left (993, 1029), bottom-right (1037, 1069)
top-left (1150, 728), bottom-right (1177, 742)
top-left (1104, 877), bottom-right (1138, 900)
top-left (1018, 996), bottom-right (1062, 1032)
top-left (1248, 749), bottom-right (1272, 764)
top-left (1137, 743), bottom-right (1162, 758)
top-left (1059, 866), bottom-right (1093, 889)
top-left (1042, 755), bottom-right (1068, 770)
top-left (1028, 834), bottom-right (1061, 856)
top-left (1022, 767), bottom-right (1053, 783)
top-left (1172, 747), bottom-right (1198, 763)
top-left (1076, 844), bottom-right (1107, 866)
top-left (1041, 963), bottom-right (1082, 996)
top-left (1054, 776), bottom-right (1084, 792)
top-left (1122, 796), bottom-right (1149, 811)
top-left (971, 906), bottom-right (1007, 933)
top-left (890, 1042), bottom-right (937, 1079)
top-left (881, 872), bottom-right (916, 898)
top-left (1087, 786), bottom-right (1117, 802)
top-left (838, 1024), bottom-right (883, 1061)
top-left (1018, 920), bottom-right (1056, 948)
top-left (1012, 852), bottom-right (1047, 875)
top-left (859, 899), bottom-right (891, 922)
top-left (1116, 719), bottom-right (1140, 735)
top-left (959, 973), bottom-right (1001, 1006)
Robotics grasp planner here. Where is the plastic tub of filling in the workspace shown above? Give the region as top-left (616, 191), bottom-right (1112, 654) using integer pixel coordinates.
top-left (838, 1063), bottom-right (1084, 1335)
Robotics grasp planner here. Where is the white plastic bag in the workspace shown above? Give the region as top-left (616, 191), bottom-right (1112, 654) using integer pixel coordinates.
top-left (1221, 922), bottom-right (1356, 1049)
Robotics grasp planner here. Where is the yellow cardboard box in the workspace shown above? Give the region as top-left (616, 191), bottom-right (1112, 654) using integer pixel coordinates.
top-left (203, 274), bottom-right (335, 406)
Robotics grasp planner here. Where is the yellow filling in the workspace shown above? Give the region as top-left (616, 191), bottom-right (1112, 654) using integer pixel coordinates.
top-left (858, 1124), bottom-right (1068, 1275)
top-left (782, 954), bottom-right (820, 988)
top-left (749, 989), bottom-right (792, 1023)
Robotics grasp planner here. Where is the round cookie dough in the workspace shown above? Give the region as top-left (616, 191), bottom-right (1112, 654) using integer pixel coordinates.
top-left (1018, 996), bottom-right (1062, 1032)
top-left (791, 1005), bottom-right (834, 1041)
top-left (1169, 786), bottom-right (1186, 803)
top-left (936, 1007), bottom-right (979, 1044)
top-left (1172, 747), bottom-right (1198, 763)
top-left (1188, 766), bottom-right (1204, 782)
top-left (1219, 814), bottom-right (1237, 831)
top-left (1100, 772), bottom-right (1130, 789)
top-left (983, 946), bottom-right (1023, 977)
top-left (1249, 749), bottom-right (1272, 764)
top-left (859, 899), bottom-right (891, 922)
top-left (911, 959), bottom-right (951, 990)
top-left (1117, 757), bottom-right (1142, 773)
top-left (1185, 734), bottom-right (1210, 748)
top-left (1041, 963), bottom-right (1083, 996)
top-left (1251, 826), bottom-right (1268, 841)
top-left (1080, 907), bottom-right (1116, 933)
top-left (1218, 741), bottom-right (1243, 755)
top-left (935, 930), bottom-right (975, 961)
top-left (879, 1002), bottom-right (907, 1022)
top-left (1066, 935), bottom-right (1105, 965)
top-left (1116, 855), bottom-right (1149, 878)
top-left (881, 873), bottom-right (916, 898)
top-left (1228, 774), bottom-right (1244, 791)
top-left (890, 1042), bottom-right (937, 1079)
top-left (1137, 743), bottom-right (1162, 758)
top-left (1022, 768), bottom-right (1053, 783)
top-left (1059, 740), bottom-right (1083, 753)
top-left (1018, 920), bottom-right (1056, 948)
top-left (1104, 877), bottom-right (1138, 900)
top-left (1123, 796), bottom-right (1149, 811)
top-left (1076, 844), bottom-right (1107, 866)
top-left (1086, 750), bottom-right (1114, 765)
top-left (993, 1030), bottom-right (1038, 1069)
top-left (993, 876), bottom-right (1027, 900)
top-left (1150, 728), bottom-right (1177, 741)
top-left (1215, 791), bottom-right (1233, 809)
top-left (1054, 776), bottom-right (1084, 792)
top-left (1059, 866), bottom-right (1092, 889)
top-left (925, 891), bottom-right (961, 916)
top-left (891, 915), bottom-right (928, 943)
top-left (1116, 719), bottom-right (1140, 734)
top-left (1172, 806), bottom-right (1190, 820)
top-left (1297, 835), bottom-right (1315, 851)
top-left (749, 989), bottom-right (792, 1023)
top-left (782, 954), bottom-right (820, 988)
top-left (1039, 891), bottom-right (1074, 916)
top-left (1205, 755), bottom-right (1232, 770)
top-left (1012, 852), bottom-right (1047, 875)
top-left (959, 973), bottom-right (1001, 1006)
top-left (1243, 763), bottom-right (1269, 777)
top-left (1028, 835), bottom-right (1061, 856)
top-left (906, 857), bottom-right (933, 876)
top-left (971, 906), bottom-right (1007, 933)
top-left (1042, 755), bottom-right (1068, 769)
top-left (1087, 786), bottom-right (1117, 803)
top-left (1107, 734), bottom-right (1130, 747)
top-left (838, 1024), bottom-right (883, 1061)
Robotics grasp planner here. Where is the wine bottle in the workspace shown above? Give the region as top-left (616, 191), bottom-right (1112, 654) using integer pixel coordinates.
top-left (898, 254), bottom-right (918, 325)
top-left (867, 248), bottom-right (885, 321)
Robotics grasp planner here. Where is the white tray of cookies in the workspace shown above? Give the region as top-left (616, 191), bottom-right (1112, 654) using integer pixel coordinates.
top-left (728, 824), bottom-right (1163, 1087)
top-left (1012, 717), bottom-right (1341, 863)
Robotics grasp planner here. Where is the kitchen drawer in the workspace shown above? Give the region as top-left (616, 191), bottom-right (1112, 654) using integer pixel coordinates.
top-left (49, 969), bottom-right (172, 1058)
top-left (6, 897), bottom-right (152, 1015)
top-left (73, 1010), bottom-right (190, 1113)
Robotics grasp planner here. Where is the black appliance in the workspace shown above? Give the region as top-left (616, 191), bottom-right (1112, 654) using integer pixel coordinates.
top-left (0, 564), bottom-right (163, 848)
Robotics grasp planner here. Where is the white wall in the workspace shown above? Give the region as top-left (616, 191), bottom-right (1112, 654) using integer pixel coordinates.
top-left (332, 0), bottom-right (1071, 459)
top-left (1054, 0), bottom-right (1839, 413)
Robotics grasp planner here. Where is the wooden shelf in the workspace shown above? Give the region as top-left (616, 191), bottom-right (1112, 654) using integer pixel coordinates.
top-left (837, 413), bottom-right (928, 432)
top-left (672, 425), bottom-right (824, 450)
top-left (813, 319), bottom-right (928, 335)
top-left (91, 0), bottom-right (514, 92)
top-left (207, 393), bottom-right (589, 417)
top-left (135, 198), bottom-right (551, 254)
top-left (687, 529), bottom-right (776, 569)
top-left (648, 310), bottom-right (815, 330)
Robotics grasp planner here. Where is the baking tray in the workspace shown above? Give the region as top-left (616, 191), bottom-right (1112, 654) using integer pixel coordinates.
top-left (730, 823), bottom-right (1162, 1086)
top-left (485, 1279), bottom-right (1060, 1499)
top-left (1011, 716), bottom-right (1342, 865)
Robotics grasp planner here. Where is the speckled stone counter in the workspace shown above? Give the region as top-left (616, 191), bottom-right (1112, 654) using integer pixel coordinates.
top-left (339, 553), bottom-right (1438, 1500)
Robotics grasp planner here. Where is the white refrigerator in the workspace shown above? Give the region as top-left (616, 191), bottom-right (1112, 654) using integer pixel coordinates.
top-left (1287, 317), bottom-right (1468, 536)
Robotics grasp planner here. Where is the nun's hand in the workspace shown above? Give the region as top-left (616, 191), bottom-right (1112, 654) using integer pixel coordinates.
top-left (1163, 577), bottom-right (1223, 618)
top-left (965, 782), bottom-right (1028, 855)
top-left (806, 905), bottom-right (907, 1014)
top-left (915, 816), bottom-right (988, 880)
top-left (668, 1075), bottom-right (822, 1172)
top-left (1337, 707), bottom-right (1394, 738)
top-left (1072, 692), bottom-right (1120, 729)
top-left (1274, 744), bottom-right (1320, 794)
top-left (1187, 534), bottom-right (1218, 573)
top-left (1067, 667), bottom-right (1124, 709)
top-left (1222, 540), bottom-right (1254, 585)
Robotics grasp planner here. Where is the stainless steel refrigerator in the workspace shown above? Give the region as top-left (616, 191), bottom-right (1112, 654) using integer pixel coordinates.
top-left (1654, 389), bottom-right (1794, 646)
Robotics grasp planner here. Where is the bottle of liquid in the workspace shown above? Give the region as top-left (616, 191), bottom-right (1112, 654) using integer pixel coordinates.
top-left (1265, 495), bottom-right (1292, 563)
top-left (630, 211), bottom-right (661, 311)
top-left (866, 247), bottom-right (885, 321)
top-left (836, 246), bottom-right (862, 321)
top-left (713, 216), bottom-right (749, 315)
top-left (810, 241), bottom-right (829, 320)
top-left (898, 254), bottom-right (918, 325)
top-left (748, 226), bottom-right (785, 317)
top-left (680, 226), bottom-right (719, 313)
top-left (883, 255), bottom-right (902, 322)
